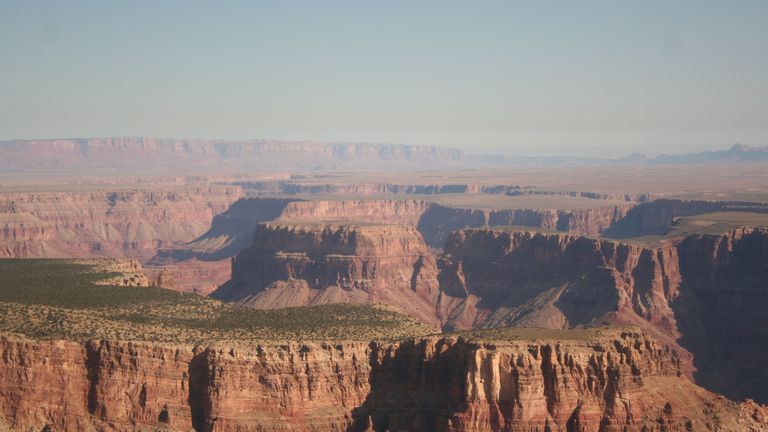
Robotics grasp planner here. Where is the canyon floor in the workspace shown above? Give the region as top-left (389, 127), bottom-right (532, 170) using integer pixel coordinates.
top-left (2, 160), bottom-right (768, 431)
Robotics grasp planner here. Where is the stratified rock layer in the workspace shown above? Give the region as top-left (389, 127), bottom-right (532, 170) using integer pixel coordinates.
top-left (439, 226), bottom-right (768, 403)
top-left (0, 188), bottom-right (240, 262)
top-left (212, 222), bottom-right (441, 325)
top-left (1, 330), bottom-right (763, 431)
top-left (212, 219), bottom-right (768, 404)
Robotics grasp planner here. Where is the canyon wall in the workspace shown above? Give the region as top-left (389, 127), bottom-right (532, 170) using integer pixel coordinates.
top-left (211, 222), bottom-right (442, 325)
top-left (439, 227), bottom-right (768, 403)
top-left (417, 203), bottom-right (635, 246)
top-left (0, 187), bottom-right (241, 262)
top-left (673, 227), bottom-right (768, 402)
top-left (1, 331), bottom-right (762, 432)
top-left (219, 220), bottom-right (768, 403)
top-left (277, 199), bottom-right (431, 226)
top-left (144, 198), bottom-right (296, 293)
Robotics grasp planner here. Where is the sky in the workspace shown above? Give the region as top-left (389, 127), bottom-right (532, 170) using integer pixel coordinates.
top-left (0, 1), bottom-right (766, 157)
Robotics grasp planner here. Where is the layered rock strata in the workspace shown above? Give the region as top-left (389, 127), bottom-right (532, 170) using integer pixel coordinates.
top-left (439, 227), bottom-right (768, 403)
top-left (212, 222), bottom-right (442, 325)
top-left (0, 187), bottom-right (240, 262)
top-left (219, 221), bottom-right (768, 403)
top-left (1, 330), bottom-right (763, 431)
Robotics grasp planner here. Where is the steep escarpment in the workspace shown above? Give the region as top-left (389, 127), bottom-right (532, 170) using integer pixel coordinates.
top-left (0, 336), bottom-right (373, 432)
top-left (417, 203), bottom-right (635, 246)
top-left (1, 330), bottom-right (763, 432)
top-left (604, 199), bottom-right (768, 238)
top-left (144, 198), bottom-right (296, 293)
top-left (212, 222), bottom-right (442, 325)
top-left (277, 199), bottom-right (431, 227)
top-left (353, 330), bottom-right (758, 431)
top-left (0, 187), bottom-right (240, 262)
top-left (439, 227), bottom-right (768, 403)
top-left (673, 227), bottom-right (768, 402)
top-left (437, 229), bottom-right (681, 336)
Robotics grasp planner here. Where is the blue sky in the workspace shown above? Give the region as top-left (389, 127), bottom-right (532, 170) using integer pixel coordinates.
top-left (1, 1), bottom-right (766, 156)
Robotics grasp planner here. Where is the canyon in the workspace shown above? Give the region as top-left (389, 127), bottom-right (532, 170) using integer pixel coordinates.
top-left (216, 215), bottom-right (768, 404)
top-left (2, 162), bottom-right (768, 430)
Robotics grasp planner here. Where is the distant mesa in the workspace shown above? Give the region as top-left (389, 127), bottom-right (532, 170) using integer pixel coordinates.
top-left (1, 137), bottom-right (768, 172)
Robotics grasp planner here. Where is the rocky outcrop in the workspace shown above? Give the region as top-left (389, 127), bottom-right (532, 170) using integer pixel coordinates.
top-left (0, 187), bottom-right (240, 262)
top-left (0, 330), bottom-right (763, 431)
top-left (212, 222), bottom-right (442, 325)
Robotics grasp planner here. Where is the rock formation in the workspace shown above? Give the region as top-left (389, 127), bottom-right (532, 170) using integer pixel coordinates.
top-left (0, 187), bottom-right (240, 262)
top-left (219, 220), bottom-right (768, 403)
top-left (212, 222), bottom-right (442, 325)
top-left (438, 226), bottom-right (768, 403)
top-left (0, 330), bottom-right (764, 431)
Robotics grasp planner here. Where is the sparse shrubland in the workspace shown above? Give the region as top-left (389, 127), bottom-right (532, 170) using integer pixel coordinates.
top-left (0, 259), bottom-right (435, 345)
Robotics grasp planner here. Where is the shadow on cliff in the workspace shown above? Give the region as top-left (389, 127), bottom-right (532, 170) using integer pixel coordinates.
top-left (188, 349), bottom-right (209, 432)
top-left (347, 339), bottom-right (471, 432)
top-left (671, 230), bottom-right (768, 404)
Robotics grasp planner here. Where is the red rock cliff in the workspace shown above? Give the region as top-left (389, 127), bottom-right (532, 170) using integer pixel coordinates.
top-left (212, 222), bottom-right (442, 325)
top-left (439, 226), bottom-right (768, 403)
top-left (0, 331), bottom-right (763, 431)
top-left (0, 187), bottom-right (240, 262)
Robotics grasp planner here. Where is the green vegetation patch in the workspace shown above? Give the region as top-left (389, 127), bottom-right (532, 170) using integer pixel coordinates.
top-left (448, 326), bottom-right (604, 342)
top-left (0, 259), bottom-right (435, 345)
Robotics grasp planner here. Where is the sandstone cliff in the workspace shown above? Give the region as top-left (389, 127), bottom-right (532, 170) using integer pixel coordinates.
top-left (212, 222), bottom-right (442, 325)
top-left (438, 226), bottom-right (768, 403)
top-left (0, 187), bottom-right (240, 262)
top-left (417, 203), bottom-right (635, 246)
top-left (219, 220), bottom-right (768, 403)
top-left (144, 198), bottom-right (296, 294)
top-left (0, 330), bottom-right (763, 431)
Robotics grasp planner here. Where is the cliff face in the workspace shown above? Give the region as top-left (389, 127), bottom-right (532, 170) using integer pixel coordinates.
top-left (354, 331), bottom-right (751, 432)
top-left (0, 187), bottom-right (240, 262)
top-left (437, 230), bottom-right (680, 334)
top-left (439, 227), bottom-right (768, 403)
top-left (417, 204), bottom-right (635, 247)
top-left (278, 199), bottom-right (431, 227)
top-left (1, 331), bottom-right (763, 432)
top-left (144, 198), bottom-right (296, 294)
top-left (673, 228), bottom-right (768, 402)
top-left (212, 222), bottom-right (441, 325)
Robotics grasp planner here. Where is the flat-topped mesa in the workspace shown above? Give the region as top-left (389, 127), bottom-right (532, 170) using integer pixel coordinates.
top-left (277, 199), bottom-right (431, 227)
top-left (211, 222), bottom-right (442, 325)
top-left (0, 137), bottom-right (465, 171)
top-left (416, 203), bottom-right (636, 247)
top-left (1, 329), bottom-right (764, 431)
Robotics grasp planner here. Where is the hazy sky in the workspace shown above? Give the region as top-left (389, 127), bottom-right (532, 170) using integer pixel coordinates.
top-left (1, 1), bottom-right (766, 156)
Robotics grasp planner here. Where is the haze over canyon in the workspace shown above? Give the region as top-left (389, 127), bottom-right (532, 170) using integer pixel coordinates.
top-left (0, 137), bottom-right (766, 431)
